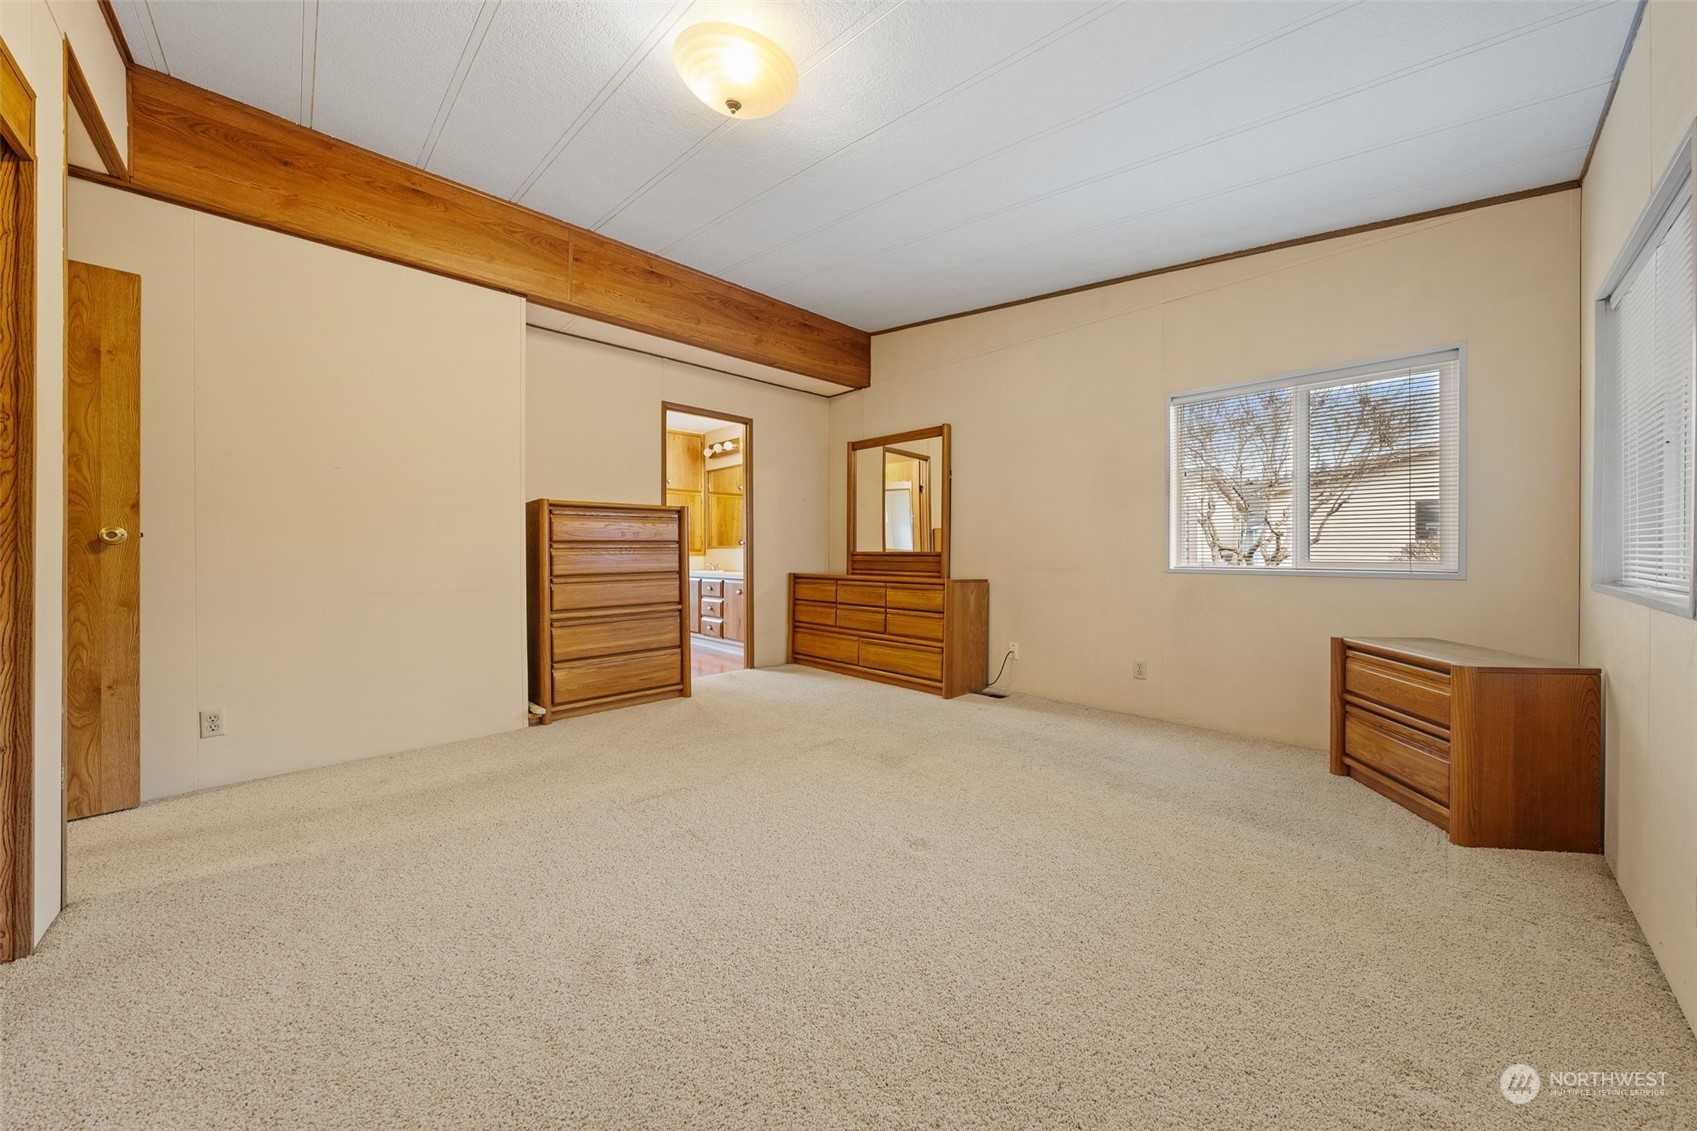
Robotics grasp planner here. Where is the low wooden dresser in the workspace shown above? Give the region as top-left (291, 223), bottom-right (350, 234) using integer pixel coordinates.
top-left (1330, 637), bottom-right (1602, 852)
top-left (789, 574), bottom-right (988, 697)
top-left (527, 500), bottom-right (690, 722)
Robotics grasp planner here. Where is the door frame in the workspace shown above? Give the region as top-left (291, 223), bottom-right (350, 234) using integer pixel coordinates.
top-left (659, 402), bottom-right (753, 670)
top-left (883, 446), bottom-right (930, 552)
top-left (0, 32), bottom-right (37, 964)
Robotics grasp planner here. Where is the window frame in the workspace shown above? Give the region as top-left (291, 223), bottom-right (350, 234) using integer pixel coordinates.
top-left (1593, 127), bottom-right (1697, 618)
top-left (1166, 344), bottom-right (1468, 579)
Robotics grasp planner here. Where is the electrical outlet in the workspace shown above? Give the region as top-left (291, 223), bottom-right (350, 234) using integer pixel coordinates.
top-left (199, 709), bottom-right (225, 739)
top-left (1133, 660), bottom-right (1148, 680)
top-left (1009, 642), bottom-right (1020, 661)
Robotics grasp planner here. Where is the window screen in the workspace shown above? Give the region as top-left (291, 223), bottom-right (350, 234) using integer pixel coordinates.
top-left (1596, 141), bottom-right (1696, 616)
top-left (1170, 350), bottom-right (1463, 575)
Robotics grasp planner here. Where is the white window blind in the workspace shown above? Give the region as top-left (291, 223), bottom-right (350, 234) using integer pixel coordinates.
top-left (1596, 142), bottom-right (1696, 616)
top-left (1170, 350), bottom-right (1463, 575)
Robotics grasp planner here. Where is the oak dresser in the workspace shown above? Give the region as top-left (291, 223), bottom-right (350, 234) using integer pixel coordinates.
top-left (527, 500), bottom-right (690, 722)
top-left (1330, 637), bottom-right (1602, 852)
top-left (789, 574), bottom-right (989, 698)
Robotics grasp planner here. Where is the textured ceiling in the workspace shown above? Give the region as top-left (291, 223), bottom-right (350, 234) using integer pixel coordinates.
top-left (110, 1), bottom-right (1637, 332)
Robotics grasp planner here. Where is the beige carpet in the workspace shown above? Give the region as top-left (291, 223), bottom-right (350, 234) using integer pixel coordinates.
top-left (2, 667), bottom-right (1692, 1130)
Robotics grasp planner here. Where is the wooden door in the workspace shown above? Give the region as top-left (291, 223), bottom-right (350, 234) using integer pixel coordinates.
top-left (64, 261), bottom-right (141, 820)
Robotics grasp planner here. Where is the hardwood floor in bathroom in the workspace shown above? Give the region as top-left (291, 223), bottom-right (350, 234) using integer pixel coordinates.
top-left (691, 636), bottom-right (746, 677)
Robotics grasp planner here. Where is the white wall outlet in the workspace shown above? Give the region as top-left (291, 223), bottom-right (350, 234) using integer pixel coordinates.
top-left (1009, 642), bottom-right (1020, 661)
top-left (1133, 660), bottom-right (1148, 680)
top-left (199, 709), bottom-right (225, 739)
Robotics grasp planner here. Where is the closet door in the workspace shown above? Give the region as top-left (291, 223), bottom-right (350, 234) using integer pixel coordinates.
top-left (64, 262), bottom-right (143, 820)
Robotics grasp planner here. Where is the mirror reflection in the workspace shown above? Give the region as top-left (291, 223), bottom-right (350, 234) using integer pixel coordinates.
top-left (854, 435), bottom-right (943, 553)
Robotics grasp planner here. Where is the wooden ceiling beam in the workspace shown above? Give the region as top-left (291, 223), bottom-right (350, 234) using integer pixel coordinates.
top-left (74, 68), bottom-right (870, 389)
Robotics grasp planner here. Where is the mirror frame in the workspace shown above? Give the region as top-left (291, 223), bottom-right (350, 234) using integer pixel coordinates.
top-left (847, 424), bottom-right (950, 578)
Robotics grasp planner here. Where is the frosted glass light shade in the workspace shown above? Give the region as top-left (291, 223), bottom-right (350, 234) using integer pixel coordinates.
top-left (673, 22), bottom-right (798, 120)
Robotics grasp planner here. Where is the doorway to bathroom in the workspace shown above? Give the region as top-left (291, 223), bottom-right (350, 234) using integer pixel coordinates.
top-left (661, 404), bottom-right (752, 678)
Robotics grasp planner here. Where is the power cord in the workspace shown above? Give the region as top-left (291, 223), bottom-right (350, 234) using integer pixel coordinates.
top-left (973, 648), bottom-right (1016, 699)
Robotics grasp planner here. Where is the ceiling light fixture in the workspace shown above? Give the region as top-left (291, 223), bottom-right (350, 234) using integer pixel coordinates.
top-left (672, 22), bottom-right (798, 120)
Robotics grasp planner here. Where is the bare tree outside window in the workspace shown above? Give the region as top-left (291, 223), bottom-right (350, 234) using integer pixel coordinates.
top-left (1171, 359), bottom-right (1457, 573)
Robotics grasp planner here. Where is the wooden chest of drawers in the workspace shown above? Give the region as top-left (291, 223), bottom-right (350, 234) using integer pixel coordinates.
top-left (527, 501), bottom-right (690, 722)
top-left (1330, 637), bottom-right (1602, 852)
top-left (788, 574), bottom-right (988, 697)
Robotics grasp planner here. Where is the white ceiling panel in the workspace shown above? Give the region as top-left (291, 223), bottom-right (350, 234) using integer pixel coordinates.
top-left (115, 0), bottom-right (1639, 338)
top-left (311, 1), bottom-right (488, 163)
top-left (141, 0), bottom-right (306, 121)
top-left (109, 0), bottom-right (166, 71)
top-left (724, 1), bottom-right (1614, 295)
top-left (659, 1), bottom-right (1337, 272)
top-left (764, 26), bottom-right (1621, 313)
top-left (517, 0), bottom-right (886, 229)
top-left (596, 0), bottom-right (1094, 251)
top-left (424, 0), bottom-right (679, 196)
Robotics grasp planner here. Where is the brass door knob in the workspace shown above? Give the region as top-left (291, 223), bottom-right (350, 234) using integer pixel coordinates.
top-left (98, 527), bottom-right (128, 545)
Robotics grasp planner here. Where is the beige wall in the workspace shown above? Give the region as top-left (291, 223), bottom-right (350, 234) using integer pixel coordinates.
top-left (1, 0), bottom-right (128, 944)
top-left (1580, 0), bottom-right (1697, 1029)
top-left (67, 182), bottom-right (529, 801)
top-left (526, 330), bottom-right (830, 667)
top-left (854, 189), bottom-right (1581, 750)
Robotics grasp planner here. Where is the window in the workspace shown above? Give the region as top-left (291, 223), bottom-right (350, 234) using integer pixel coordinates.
top-left (1169, 348), bottom-right (1463, 575)
top-left (1595, 132), bottom-right (1696, 616)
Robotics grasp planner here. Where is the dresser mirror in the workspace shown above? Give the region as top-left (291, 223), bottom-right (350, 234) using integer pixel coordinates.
top-left (848, 425), bottom-right (950, 577)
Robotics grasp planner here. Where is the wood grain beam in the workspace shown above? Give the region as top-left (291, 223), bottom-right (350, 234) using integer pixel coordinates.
top-left (81, 68), bottom-right (870, 389)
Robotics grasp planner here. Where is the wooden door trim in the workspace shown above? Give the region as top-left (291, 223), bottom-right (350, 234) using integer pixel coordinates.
top-left (65, 41), bottom-right (127, 180)
top-left (881, 448), bottom-right (930, 552)
top-left (0, 34), bottom-right (35, 159)
top-left (661, 402), bottom-right (754, 670)
top-left (0, 29), bottom-right (36, 963)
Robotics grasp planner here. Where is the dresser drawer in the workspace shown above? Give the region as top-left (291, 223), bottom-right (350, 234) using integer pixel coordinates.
top-left (552, 575), bottom-right (680, 612)
top-left (554, 544), bottom-right (679, 576)
top-left (1344, 651), bottom-right (1451, 728)
top-left (886, 610), bottom-right (944, 642)
top-left (551, 509), bottom-right (678, 544)
top-left (793, 601), bottom-right (836, 627)
top-left (836, 606), bottom-right (886, 634)
top-left (698, 617), bottom-right (724, 639)
top-left (1343, 706), bottom-right (1450, 805)
top-left (794, 578), bottom-right (837, 603)
top-left (699, 579), bottom-right (723, 598)
top-left (838, 581), bottom-right (886, 607)
top-left (886, 585), bottom-right (944, 612)
top-left (793, 628), bottom-right (858, 665)
top-left (859, 639), bottom-right (943, 683)
top-left (553, 649), bottom-right (681, 704)
top-left (700, 597), bottom-right (724, 619)
top-left (552, 610), bottom-right (680, 663)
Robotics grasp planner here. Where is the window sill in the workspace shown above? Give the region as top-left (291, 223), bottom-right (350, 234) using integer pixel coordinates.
top-left (1590, 581), bottom-right (1695, 618)
top-left (1167, 566), bottom-right (1465, 580)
